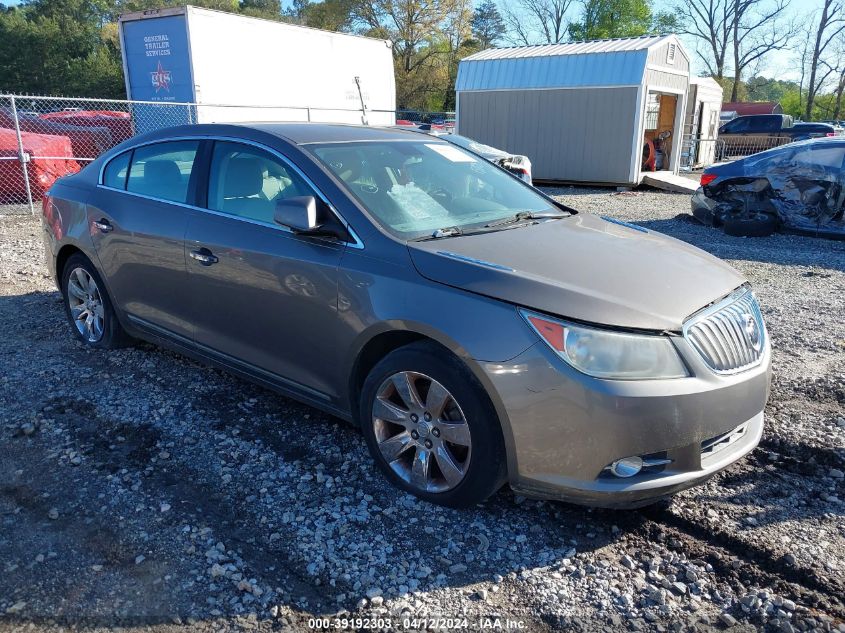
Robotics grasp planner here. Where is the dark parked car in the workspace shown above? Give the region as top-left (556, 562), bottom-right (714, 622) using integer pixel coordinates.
top-left (716, 114), bottom-right (836, 157)
top-left (692, 137), bottom-right (845, 239)
top-left (43, 123), bottom-right (770, 509)
top-left (791, 121), bottom-right (838, 140)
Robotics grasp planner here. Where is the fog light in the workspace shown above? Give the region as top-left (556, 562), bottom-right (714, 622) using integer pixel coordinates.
top-left (609, 456), bottom-right (643, 478)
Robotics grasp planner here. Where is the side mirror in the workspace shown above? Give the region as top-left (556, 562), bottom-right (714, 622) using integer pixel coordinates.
top-left (274, 196), bottom-right (320, 233)
top-left (274, 195), bottom-right (351, 242)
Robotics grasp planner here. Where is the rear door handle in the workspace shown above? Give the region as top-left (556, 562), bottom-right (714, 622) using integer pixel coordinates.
top-left (190, 248), bottom-right (219, 266)
top-left (93, 219), bottom-right (113, 233)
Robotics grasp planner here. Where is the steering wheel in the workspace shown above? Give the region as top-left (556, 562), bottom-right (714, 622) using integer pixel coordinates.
top-left (429, 187), bottom-right (453, 204)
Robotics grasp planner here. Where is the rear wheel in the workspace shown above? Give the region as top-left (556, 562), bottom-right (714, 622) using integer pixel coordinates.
top-left (61, 253), bottom-right (130, 348)
top-left (723, 212), bottom-right (777, 237)
top-left (360, 341), bottom-right (506, 508)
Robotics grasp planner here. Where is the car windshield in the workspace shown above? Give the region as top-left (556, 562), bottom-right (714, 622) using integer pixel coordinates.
top-left (309, 140), bottom-right (555, 240)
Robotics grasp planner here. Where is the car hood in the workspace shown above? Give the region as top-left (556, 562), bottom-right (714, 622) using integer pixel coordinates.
top-left (407, 214), bottom-right (745, 331)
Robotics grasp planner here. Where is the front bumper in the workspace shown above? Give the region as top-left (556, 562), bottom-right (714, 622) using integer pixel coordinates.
top-left (480, 335), bottom-right (771, 508)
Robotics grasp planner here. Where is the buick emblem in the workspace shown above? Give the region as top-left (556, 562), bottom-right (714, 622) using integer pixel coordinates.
top-left (742, 313), bottom-right (762, 351)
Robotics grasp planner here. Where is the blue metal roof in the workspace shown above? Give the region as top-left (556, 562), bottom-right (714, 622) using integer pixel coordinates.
top-left (454, 36), bottom-right (677, 92)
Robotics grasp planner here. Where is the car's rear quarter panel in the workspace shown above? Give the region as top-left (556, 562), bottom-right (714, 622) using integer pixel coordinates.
top-left (42, 179), bottom-right (96, 286)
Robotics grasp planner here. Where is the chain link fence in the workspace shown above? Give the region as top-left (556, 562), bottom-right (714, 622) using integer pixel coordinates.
top-left (680, 135), bottom-right (725, 172)
top-left (0, 93), bottom-right (454, 215)
top-left (680, 130), bottom-right (845, 172)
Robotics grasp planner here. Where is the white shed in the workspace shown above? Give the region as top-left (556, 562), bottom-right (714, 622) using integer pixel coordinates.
top-left (684, 76), bottom-right (724, 168)
top-left (455, 35), bottom-right (691, 185)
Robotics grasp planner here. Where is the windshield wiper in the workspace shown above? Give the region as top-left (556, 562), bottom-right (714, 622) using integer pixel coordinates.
top-left (410, 226), bottom-right (464, 241)
top-left (414, 211), bottom-right (570, 242)
top-left (484, 210), bottom-right (570, 229)
top-left (432, 226), bottom-right (463, 238)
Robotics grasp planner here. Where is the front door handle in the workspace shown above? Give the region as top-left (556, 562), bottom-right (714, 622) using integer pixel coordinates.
top-left (190, 248), bottom-right (219, 266)
top-left (93, 219), bottom-right (113, 233)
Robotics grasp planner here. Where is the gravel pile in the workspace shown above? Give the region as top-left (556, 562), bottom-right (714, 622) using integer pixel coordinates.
top-left (1, 187), bottom-right (844, 632)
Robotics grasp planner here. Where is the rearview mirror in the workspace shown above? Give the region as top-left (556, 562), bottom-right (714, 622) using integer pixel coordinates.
top-left (274, 196), bottom-right (319, 233)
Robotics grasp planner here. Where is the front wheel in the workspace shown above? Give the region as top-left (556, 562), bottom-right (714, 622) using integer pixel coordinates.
top-left (359, 341), bottom-right (507, 508)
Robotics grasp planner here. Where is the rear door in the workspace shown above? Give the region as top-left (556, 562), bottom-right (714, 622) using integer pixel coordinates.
top-left (773, 142), bottom-right (845, 232)
top-left (184, 140), bottom-right (347, 399)
top-left (88, 139), bottom-right (201, 339)
top-left (719, 117), bottom-right (750, 157)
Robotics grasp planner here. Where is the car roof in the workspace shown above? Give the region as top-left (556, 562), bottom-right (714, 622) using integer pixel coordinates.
top-left (231, 122), bottom-right (434, 145)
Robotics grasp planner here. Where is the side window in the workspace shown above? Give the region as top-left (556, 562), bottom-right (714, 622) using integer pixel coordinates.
top-left (761, 117), bottom-right (781, 132)
top-left (103, 151), bottom-right (130, 189)
top-left (207, 141), bottom-right (315, 225)
top-left (727, 118), bottom-right (751, 133)
top-left (721, 119), bottom-right (739, 133)
top-left (126, 141), bottom-right (200, 204)
top-left (791, 145), bottom-right (845, 169)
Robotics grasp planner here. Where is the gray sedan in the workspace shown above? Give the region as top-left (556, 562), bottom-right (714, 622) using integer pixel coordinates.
top-left (42, 123), bottom-right (770, 508)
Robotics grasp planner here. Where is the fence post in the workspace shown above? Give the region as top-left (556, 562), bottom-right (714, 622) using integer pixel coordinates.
top-left (354, 76), bottom-right (368, 126)
top-left (9, 95), bottom-right (35, 215)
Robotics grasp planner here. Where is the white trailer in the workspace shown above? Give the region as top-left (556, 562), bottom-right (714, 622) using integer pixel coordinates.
top-left (118, 6), bottom-right (396, 128)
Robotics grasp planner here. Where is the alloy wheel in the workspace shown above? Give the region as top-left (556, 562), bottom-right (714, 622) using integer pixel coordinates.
top-left (66, 267), bottom-right (105, 343)
top-left (372, 371), bottom-right (472, 493)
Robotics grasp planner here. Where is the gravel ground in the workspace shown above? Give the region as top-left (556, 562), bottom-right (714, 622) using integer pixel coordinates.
top-left (1, 187), bottom-right (844, 633)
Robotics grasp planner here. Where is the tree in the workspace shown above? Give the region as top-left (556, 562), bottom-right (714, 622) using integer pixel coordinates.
top-left (802, 0), bottom-right (845, 119)
top-left (441, 0), bottom-right (474, 109)
top-left (282, 0), bottom-right (310, 21)
top-left (0, 0), bottom-right (118, 96)
top-left (729, 0), bottom-right (795, 101)
top-left (502, 0), bottom-right (573, 45)
top-left (471, 0), bottom-right (505, 48)
top-left (283, 0), bottom-right (355, 30)
top-left (673, 0), bottom-right (733, 79)
top-left (354, 0), bottom-right (464, 109)
top-left (240, 0), bottom-right (281, 20)
top-left (568, 0), bottom-right (672, 41)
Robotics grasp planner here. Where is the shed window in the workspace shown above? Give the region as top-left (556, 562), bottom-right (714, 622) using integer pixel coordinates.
top-left (645, 94), bottom-right (660, 130)
top-left (666, 43), bottom-right (676, 65)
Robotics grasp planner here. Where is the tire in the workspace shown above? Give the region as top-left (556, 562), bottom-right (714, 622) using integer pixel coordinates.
top-left (61, 253), bottom-right (131, 349)
top-left (723, 212), bottom-right (777, 238)
top-left (359, 341), bottom-right (507, 508)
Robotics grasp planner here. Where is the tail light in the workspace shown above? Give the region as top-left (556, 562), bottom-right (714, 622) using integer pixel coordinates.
top-left (700, 173), bottom-right (717, 186)
top-left (826, 132), bottom-right (835, 137)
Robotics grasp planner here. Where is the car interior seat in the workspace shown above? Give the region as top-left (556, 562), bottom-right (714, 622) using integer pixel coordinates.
top-left (141, 159), bottom-right (186, 202)
top-left (219, 157), bottom-right (275, 223)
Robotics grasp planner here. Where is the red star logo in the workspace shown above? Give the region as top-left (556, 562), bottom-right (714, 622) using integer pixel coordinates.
top-left (150, 61), bottom-right (171, 92)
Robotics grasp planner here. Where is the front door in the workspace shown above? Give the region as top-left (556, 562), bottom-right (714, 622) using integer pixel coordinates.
top-left (185, 140), bottom-right (346, 399)
top-left (88, 140), bottom-right (201, 339)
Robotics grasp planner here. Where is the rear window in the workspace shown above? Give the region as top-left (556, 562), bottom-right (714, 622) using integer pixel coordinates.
top-left (126, 141), bottom-right (200, 204)
top-left (102, 151), bottom-right (130, 189)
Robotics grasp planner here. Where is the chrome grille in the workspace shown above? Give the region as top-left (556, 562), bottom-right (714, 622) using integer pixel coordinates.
top-left (684, 289), bottom-right (766, 374)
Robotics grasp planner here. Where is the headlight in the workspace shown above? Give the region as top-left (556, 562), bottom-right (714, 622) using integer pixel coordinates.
top-left (521, 310), bottom-right (689, 380)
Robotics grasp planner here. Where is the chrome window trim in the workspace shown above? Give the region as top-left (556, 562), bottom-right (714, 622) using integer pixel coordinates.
top-left (96, 134), bottom-right (364, 249)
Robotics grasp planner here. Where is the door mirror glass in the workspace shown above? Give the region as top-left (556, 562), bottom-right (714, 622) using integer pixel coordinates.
top-left (274, 196), bottom-right (319, 232)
